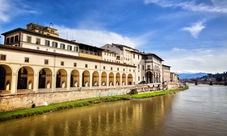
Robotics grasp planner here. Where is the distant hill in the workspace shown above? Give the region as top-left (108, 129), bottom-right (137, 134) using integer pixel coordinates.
top-left (178, 72), bottom-right (207, 79)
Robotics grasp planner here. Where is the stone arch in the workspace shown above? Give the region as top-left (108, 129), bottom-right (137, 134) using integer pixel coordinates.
top-left (101, 72), bottom-right (107, 86)
top-left (116, 72), bottom-right (120, 86)
top-left (122, 73), bottom-right (126, 86)
top-left (146, 71), bottom-right (153, 83)
top-left (82, 70), bottom-right (90, 87)
top-left (17, 66), bottom-right (34, 89)
top-left (109, 72), bottom-right (114, 86)
top-left (92, 71), bottom-right (99, 86)
top-left (56, 69), bottom-right (67, 88)
top-left (38, 68), bottom-right (52, 89)
top-left (0, 65), bottom-right (12, 90)
top-left (71, 70), bottom-right (79, 87)
top-left (128, 74), bottom-right (133, 85)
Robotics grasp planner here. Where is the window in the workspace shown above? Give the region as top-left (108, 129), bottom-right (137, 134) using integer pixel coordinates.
top-left (15, 35), bottom-right (19, 42)
top-left (138, 55), bottom-right (140, 59)
top-left (147, 65), bottom-right (150, 70)
top-left (85, 64), bottom-right (88, 68)
top-left (95, 65), bottom-right (97, 69)
top-left (138, 76), bottom-right (140, 81)
top-left (45, 40), bottom-right (50, 46)
top-left (123, 68), bottom-right (125, 71)
top-left (138, 64), bottom-right (140, 69)
top-left (133, 54), bottom-right (135, 59)
top-left (74, 63), bottom-right (77, 67)
top-left (74, 46), bottom-right (78, 52)
top-left (67, 45), bottom-right (72, 50)
top-left (61, 61), bottom-right (64, 66)
top-left (44, 59), bottom-right (48, 64)
top-left (111, 67), bottom-right (113, 70)
top-left (25, 57), bottom-right (29, 63)
top-left (52, 42), bottom-right (58, 48)
top-left (129, 69), bottom-right (131, 72)
top-left (142, 65), bottom-right (144, 70)
top-left (0, 54), bottom-right (6, 60)
top-left (36, 38), bottom-right (40, 44)
top-left (117, 68), bottom-right (119, 71)
top-left (103, 66), bottom-right (105, 69)
top-left (60, 43), bottom-right (65, 49)
top-left (6, 38), bottom-right (10, 44)
top-left (10, 37), bottom-right (14, 43)
top-left (27, 36), bottom-right (31, 43)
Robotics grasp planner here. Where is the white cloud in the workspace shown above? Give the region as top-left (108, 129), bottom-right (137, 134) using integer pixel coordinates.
top-left (0, 0), bottom-right (38, 23)
top-left (144, 0), bottom-right (227, 13)
top-left (155, 47), bottom-right (227, 73)
top-left (181, 20), bottom-right (206, 38)
top-left (54, 25), bottom-right (147, 48)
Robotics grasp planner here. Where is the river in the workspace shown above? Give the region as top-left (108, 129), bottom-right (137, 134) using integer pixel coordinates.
top-left (0, 84), bottom-right (227, 136)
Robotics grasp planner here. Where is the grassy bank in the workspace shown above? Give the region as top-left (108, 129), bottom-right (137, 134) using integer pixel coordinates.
top-left (0, 85), bottom-right (188, 121)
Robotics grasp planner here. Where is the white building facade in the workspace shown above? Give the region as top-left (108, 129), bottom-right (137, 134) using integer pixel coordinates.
top-left (0, 23), bottom-right (168, 95)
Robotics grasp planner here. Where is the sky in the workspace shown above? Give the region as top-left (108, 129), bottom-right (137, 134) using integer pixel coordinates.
top-left (0, 0), bottom-right (226, 74)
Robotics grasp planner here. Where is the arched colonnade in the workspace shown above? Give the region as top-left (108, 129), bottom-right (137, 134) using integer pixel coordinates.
top-left (145, 71), bottom-right (161, 83)
top-left (0, 65), bottom-right (134, 94)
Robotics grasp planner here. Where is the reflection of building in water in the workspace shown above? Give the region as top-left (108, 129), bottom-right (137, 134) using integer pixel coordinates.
top-left (0, 94), bottom-right (176, 135)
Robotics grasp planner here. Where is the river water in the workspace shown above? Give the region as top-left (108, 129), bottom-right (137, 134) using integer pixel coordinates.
top-left (0, 84), bottom-right (227, 136)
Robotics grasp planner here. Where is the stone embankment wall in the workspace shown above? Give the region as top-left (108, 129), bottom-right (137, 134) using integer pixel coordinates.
top-left (167, 82), bottom-right (180, 89)
top-left (0, 84), bottom-right (179, 112)
top-left (0, 88), bottom-right (133, 112)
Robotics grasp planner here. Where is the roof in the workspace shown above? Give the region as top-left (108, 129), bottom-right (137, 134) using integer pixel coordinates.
top-left (112, 43), bottom-right (134, 50)
top-left (162, 64), bottom-right (171, 67)
top-left (0, 44), bottom-right (136, 68)
top-left (1, 28), bottom-right (104, 50)
top-left (2, 28), bottom-right (78, 45)
top-left (144, 53), bottom-right (164, 61)
top-left (27, 23), bottom-right (57, 30)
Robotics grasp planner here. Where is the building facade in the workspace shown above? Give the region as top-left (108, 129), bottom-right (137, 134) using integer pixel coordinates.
top-left (170, 72), bottom-right (179, 82)
top-left (0, 23), bottom-right (176, 95)
top-left (162, 64), bottom-right (171, 83)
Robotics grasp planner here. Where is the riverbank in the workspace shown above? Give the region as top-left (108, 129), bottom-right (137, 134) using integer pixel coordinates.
top-left (0, 85), bottom-right (188, 121)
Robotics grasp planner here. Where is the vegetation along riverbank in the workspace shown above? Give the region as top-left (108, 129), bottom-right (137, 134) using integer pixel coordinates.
top-left (0, 85), bottom-right (188, 121)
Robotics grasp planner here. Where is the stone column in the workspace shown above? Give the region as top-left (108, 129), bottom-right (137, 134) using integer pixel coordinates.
top-left (119, 74), bottom-right (122, 86)
top-left (10, 73), bottom-right (17, 94)
top-left (79, 73), bottom-right (82, 88)
top-left (99, 72), bottom-right (102, 88)
top-left (106, 74), bottom-right (109, 87)
top-left (113, 73), bottom-right (116, 87)
top-left (33, 73), bottom-right (39, 92)
top-left (67, 74), bottom-right (71, 91)
top-left (51, 74), bottom-right (56, 92)
top-left (126, 75), bottom-right (128, 86)
top-left (90, 74), bottom-right (92, 89)
top-left (152, 73), bottom-right (155, 83)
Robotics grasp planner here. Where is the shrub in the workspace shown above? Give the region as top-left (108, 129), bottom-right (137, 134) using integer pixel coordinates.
top-left (129, 89), bottom-right (138, 94)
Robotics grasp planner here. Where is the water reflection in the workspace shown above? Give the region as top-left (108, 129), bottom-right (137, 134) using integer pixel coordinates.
top-left (1, 84), bottom-right (227, 136)
top-left (0, 93), bottom-right (175, 136)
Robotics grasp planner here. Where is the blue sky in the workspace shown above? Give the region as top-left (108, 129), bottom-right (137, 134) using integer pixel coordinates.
top-left (0, 0), bottom-right (227, 73)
